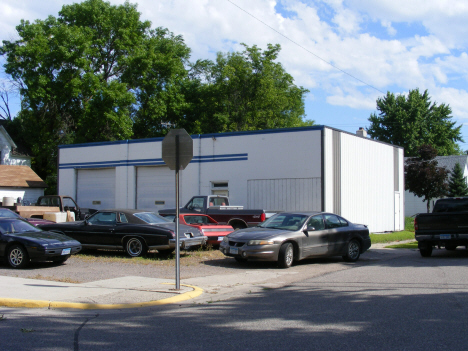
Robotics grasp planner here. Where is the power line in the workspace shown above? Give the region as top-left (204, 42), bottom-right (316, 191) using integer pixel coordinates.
top-left (226, 0), bottom-right (386, 95)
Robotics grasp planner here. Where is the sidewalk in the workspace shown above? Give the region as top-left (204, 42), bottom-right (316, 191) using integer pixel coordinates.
top-left (0, 276), bottom-right (202, 309)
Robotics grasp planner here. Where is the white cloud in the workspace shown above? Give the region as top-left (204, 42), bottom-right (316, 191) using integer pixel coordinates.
top-left (1, 0), bottom-right (468, 130)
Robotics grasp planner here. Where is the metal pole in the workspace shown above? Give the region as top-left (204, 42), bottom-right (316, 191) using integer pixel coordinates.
top-left (175, 135), bottom-right (180, 290)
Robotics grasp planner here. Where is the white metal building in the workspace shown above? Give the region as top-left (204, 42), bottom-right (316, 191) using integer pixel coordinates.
top-left (58, 126), bottom-right (404, 233)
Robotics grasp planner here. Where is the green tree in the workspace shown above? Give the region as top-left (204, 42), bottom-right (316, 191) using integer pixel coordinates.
top-left (405, 144), bottom-right (450, 213)
top-left (447, 162), bottom-right (468, 197)
top-left (367, 89), bottom-right (463, 157)
top-left (0, 0), bottom-right (190, 189)
top-left (180, 44), bottom-right (312, 134)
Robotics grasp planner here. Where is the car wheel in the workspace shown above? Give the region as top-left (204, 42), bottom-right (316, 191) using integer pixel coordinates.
top-left (445, 244), bottom-right (457, 251)
top-left (278, 242), bottom-right (294, 268)
top-left (52, 255), bottom-right (70, 264)
top-left (125, 238), bottom-right (147, 257)
top-left (343, 239), bottom-right (361, 262)
top-left (157, 249), bottom-right (174, 256)
top-left (7, 244), bottom-right (30, 269)
top-left (419, 243), bottom-right (433, 257)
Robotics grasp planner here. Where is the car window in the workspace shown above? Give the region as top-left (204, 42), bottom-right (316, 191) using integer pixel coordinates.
top-left (184, 216), bottom-right (209, 224)
top-left (187, 197), bottom-right (204, 209)
top-left (0, 209), bottom-right (20, 219)
top-left (88, 212), bottom-right (117, 225)
top-left (134, 212), bottom-right (171, 224)
top-left (338, 216), bottom-right (349, 227)
top-left (119, 213), bottom-right (128, 223)
top-left (324, 214), bottom-right (341, 229)
top-left (259, 213), bottom-right (308, 231)
top-left (0, 220), bottom-right (41, 234)
top-left (307, 215), bottom-right (325, 230)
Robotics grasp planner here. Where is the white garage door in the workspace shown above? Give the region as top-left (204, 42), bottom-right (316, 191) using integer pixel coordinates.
top-left (76, 168), bottom-right (116, 210)
top-left (136, 166), bottom-right (175, 211)
top-left (248, 178), bottom-right (322, 212)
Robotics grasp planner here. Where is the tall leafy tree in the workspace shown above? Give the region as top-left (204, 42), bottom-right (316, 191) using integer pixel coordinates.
top-left (180, 44), bottom-right (312, 134)
top-left (0, 0), bottom-right (190, 188)
top-left (367, 89), bottom-right (463, 157)
top-left (447, 162), bottom-right (468, 197)
top-left (405, 144), bottom-right (450, 213)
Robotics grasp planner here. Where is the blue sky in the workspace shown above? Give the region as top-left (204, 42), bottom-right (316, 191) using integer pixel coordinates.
top-left (1, 0), bottom-right (468, 149)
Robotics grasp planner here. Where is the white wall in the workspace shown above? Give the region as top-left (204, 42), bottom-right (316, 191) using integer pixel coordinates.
top-left (58, 127), bottom-right (403, 232)
top-left (0, 188), bottom-right (44, 204)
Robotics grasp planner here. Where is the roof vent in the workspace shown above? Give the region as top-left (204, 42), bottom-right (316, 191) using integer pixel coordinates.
top-left (356, 127), bottom-right (367, 138)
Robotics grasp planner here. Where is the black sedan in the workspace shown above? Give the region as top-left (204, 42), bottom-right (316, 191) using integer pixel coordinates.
top-left (38, 209), bottom-right (207, 257)
top-left (220, 212), bottom-right (371, 268)
top-left (0, 218), bottom-right (82, 268)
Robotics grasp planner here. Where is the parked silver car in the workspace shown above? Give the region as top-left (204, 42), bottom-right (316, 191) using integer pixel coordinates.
top-left (219, 212), bottom-right (371, 268)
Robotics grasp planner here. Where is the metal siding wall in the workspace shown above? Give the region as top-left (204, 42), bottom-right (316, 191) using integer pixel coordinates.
top-left (333, 130), bottom-right (341, 215)
top-left (339, 133), bottom-right (395, 233)
top-left (323, 128), bottom-right (335, 212)
top-left (247, 178), bottom-right (322, 211)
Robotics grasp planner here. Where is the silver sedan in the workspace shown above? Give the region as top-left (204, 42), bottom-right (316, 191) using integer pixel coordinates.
top-left (219, 212), bottom-right (371, 268)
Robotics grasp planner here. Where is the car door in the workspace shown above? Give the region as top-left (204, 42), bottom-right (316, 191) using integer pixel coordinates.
top-left (302, 215), bottom-right (329, 257)
top-left (82, 211), bottom-right (118, 245)
top-left (324, 214), bottom-right (350, 254)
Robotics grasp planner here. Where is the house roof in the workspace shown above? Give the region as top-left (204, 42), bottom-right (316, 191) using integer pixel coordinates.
top-left (0, 165), bottom-right (47, 188)
top-left (434, 155), bottom-right (468, 171)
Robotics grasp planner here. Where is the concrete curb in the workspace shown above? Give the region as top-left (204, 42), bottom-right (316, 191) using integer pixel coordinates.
top-left (0, 283), bottom-right (203, 310)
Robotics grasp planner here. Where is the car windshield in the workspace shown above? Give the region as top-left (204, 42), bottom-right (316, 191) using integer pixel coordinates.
top-left (259, 214), bottom-right (308, 231)
top-left (134, 212), bottom-right (171, 224)
top-left (0, 209), bottom-right (21, 219)
top-left (0, 219), bottom-right (42, 234)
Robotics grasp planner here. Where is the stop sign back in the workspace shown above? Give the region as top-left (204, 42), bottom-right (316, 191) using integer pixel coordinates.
top-left (161, 129), bottom-right (193, 170)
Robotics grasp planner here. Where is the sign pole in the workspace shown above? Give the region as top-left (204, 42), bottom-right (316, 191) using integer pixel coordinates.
top-left (175, 135), bottom-right (180, 290)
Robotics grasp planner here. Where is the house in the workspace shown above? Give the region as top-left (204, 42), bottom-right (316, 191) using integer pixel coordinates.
top-left (0, 125), bottom-right (46, 204)
top-left (405, 155), bottom-right (468, 216)
top-left (57, 126), bottom-right (404, 233)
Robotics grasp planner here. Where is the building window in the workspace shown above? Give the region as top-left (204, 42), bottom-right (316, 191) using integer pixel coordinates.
top-left (211, 181), bottom-right (229, 197)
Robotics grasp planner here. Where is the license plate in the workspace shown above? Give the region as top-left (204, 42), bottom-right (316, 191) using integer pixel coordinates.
top-left (61, 248), bottom-right (71, 255)
top-left (440, 234), bottom-right (451, 240)
top-left (230, 247), bottom-right (238, 255)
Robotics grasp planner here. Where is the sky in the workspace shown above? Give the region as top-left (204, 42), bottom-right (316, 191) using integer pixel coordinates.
top-left (1, 0), bottom-right (468, 150)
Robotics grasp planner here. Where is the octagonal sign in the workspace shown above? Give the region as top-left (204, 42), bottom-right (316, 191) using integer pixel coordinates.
top-left (162, 129), bottom-right (193, 170)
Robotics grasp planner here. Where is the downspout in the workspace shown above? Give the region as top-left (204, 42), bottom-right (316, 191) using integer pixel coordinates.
top-left (198, 134), bottom-right (202, 195)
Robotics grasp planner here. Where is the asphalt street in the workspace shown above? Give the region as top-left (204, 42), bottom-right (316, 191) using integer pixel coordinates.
top-left (1, 246), bottom-right (468, 351)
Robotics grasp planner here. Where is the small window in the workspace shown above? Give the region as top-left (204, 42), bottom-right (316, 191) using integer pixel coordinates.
top-left (119, 213), bottom-right (128, 223)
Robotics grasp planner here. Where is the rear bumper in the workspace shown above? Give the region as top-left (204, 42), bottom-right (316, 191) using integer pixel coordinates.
top-left (416, 233), bottom-right (468, 246)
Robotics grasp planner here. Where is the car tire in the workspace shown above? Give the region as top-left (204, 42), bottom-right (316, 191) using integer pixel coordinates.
top-left (342, 239), bottom-right (361, 262)
top-left (7, 244), bottom-right (29, 269)
top-left (419, 243), bottom-right (433, 257)
top-left (157, 249), bottom-right (174, 256)
top-left (278, 242), bottom-right (294, 268)
top-left (445, 244), bottom-right (457, 251)
top-left (125, 238), bottom-right (147, 257)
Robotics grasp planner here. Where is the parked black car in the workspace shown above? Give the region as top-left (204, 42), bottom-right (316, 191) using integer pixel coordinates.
top-left (220, 212), bottom-right (371, 268)
top-left (38, 209), bottom-right (207, 257)
top-left (0, 218), bottom-right (82, 268)
top-left (0, 208), bottom-right (55, 226)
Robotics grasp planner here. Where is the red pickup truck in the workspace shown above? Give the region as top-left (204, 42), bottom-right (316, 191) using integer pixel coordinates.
top-left (158, 195), bottom-right (267, 229)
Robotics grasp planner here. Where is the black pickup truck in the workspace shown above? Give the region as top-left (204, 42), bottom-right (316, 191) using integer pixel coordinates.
top-left (414, 197), bottom-right (468, 257)
top-left (158, 195), bottom-right (267, 229)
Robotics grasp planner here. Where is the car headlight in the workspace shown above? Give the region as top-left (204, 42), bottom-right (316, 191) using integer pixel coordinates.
top-left (247, 240), bottom-right (274, 246)
top-left (222, 236), bottom-right (229, 243)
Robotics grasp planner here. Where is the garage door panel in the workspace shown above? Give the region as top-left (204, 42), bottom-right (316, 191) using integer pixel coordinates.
top-left (136, 166), bottom-right (175, 211)
top-left (77, 169), bottom-right (116, 210)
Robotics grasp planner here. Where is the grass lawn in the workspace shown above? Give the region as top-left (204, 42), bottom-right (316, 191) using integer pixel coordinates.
top-left (369, 216), bottom-right (416, 246)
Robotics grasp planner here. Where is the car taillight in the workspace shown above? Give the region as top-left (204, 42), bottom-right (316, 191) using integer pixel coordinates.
top-left (414, 218), bottom-right (418, 231)
top-left (260, 213), bottom-right (266, 222)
